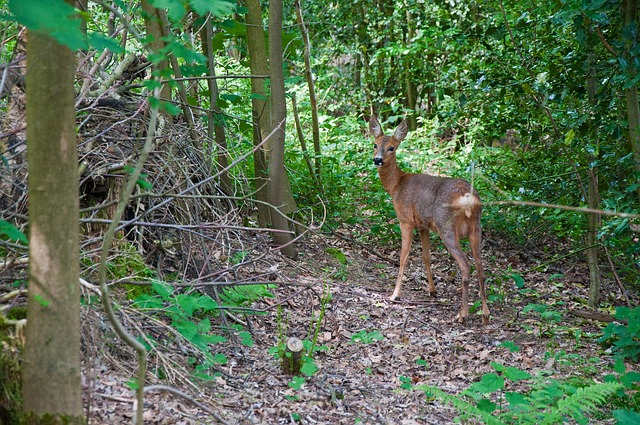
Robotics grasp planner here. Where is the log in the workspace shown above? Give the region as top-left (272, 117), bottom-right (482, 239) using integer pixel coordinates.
top-left (568, 309), bottom-right (622, 323)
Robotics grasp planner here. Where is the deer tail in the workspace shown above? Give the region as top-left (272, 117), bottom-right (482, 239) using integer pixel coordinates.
top-left (456, 192), bottom-right (478, 218)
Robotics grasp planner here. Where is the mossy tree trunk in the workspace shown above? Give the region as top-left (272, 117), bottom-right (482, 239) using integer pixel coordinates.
top-left (22, 29), bottom-right (83, 424)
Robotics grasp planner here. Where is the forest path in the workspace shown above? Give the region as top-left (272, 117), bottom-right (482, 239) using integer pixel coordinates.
top-left (87, 229), bottom-right (620, 424)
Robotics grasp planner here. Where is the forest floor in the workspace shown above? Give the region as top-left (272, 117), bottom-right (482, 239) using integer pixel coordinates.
top-left (84, 226), bottom-right (630, 424)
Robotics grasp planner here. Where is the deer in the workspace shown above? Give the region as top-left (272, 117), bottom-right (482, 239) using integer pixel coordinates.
top-left (369, 115), bottom-right (490, 325)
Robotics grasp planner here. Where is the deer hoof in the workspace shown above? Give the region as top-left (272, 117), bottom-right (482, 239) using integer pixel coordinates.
top-left (482, 315), bottom-right (490, 326)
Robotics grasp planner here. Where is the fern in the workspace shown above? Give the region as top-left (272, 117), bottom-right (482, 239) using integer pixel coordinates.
top-left (417, 379), bottom-right (623, 425)
top-left (542, 382), bottom-right (623, 424)
top-left (417, 385), bottom-right (507, 425)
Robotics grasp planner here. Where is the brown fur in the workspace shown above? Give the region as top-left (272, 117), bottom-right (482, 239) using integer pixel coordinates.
top-left (370, 115), bottom-right (490, 325)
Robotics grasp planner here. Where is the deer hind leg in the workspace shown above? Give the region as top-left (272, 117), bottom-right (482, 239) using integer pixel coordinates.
top-left (469, 228), bottom-right (490, 325)
top-left (391, 223), bottom-right (413, 300)
top-left (419, 229), bottom-right (436, 297)
top-left (441, 234), bottom-right (471, 323)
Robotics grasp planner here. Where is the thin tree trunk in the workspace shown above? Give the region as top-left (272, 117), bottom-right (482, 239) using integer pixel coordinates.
top-left (292, 92), bottom-right (320, 192)
top-left (23, 28), bottom-right (83, 423)
top-left (268, 0), bottom-right (297, 259)
top-left (586, 65), bottom-right (602, 307)
top-left (404, 9), bottom-right (417, 130)
top-left (203, 16), bottom-right (231, 194)
top-left (624, 0), bottom-right (640, 202)
top-left (157, 10), bottom-right (200, 147)
top-left (141, 0), bottom-right (172, 122)
top-left (243, 0), bottom-right (271, 227)
top-left (294, 0), bottom-right (322, 183)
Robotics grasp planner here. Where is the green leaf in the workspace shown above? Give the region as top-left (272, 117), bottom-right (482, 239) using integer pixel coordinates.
top-left (151, 281), bottom-right (173, 299)
top-left (490, 361), bottom-right (506, 372)
top-left (88, 32), bottom-right (124, 54)
top-left (288, 376), bottom-right (305, 389)
top-left (300, 359), bottom-right (319, 377)
top-left (614, 357), bottom-right (627, 374)
top-left (416, 358), bottom-right (428, 367)
top-left (239, 331), bottom-right (254, 347)
top-left (33, 294), bottom-right (50, 308)
top-left (476, 398), bottom-right (497, 413)
top-left (351, 330), bottom-right (384, 344)
top-left (0, 220), bottom-right (28, 244)
top-left (498, 340), bottom-right (520, 352)
top-left (133, 294), bottom-right (163, 309)
top-left (613, 409), bottom-right (640, 425)
top-left (469, 373), bottom-right (505, 394)
top-left (505, 391), bottom-right (530, 411)
top-left (511, 273), bottom-right (525, 288)
top-left (189, 0), bottom-right (236, 17)
top-left (504, 367), bottom-right (531, 382)
top-left (212, 353), bottom-right (227, 364)
top-left (125, 379), bottom-right (140, 390)
top-left (150, 0), bottom-right (186, 22)
top-left (620, 372), bottom-right (640, 388)
top-left (9, 0), bottom-right (86, 50)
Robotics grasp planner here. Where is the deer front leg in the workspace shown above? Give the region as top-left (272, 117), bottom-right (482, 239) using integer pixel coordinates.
top-left (419, 229), bottom-right (436, 297)
top-left (391, 224), bottom-right (413, 300)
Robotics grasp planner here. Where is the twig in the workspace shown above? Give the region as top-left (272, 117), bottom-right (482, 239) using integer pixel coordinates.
top-left (602, 241), bottom-right (631, 306)
top-left (97, 90), bottom-right (161, 425)
top-left (143, 385), bottom-right (231, 425)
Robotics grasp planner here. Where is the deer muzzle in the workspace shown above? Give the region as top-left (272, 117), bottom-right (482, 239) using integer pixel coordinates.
top-left (373, 156), bottom-right (384, 167)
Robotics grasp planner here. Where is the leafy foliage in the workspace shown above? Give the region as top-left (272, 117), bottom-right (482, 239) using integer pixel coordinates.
top-left (417, 360), bottom-right (623, 424)
top-left (599, 306), bottom-right (640, 362)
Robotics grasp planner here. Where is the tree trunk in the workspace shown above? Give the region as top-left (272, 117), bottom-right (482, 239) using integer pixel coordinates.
top-left (243, 0), bottom-right (271, 227)
top-left (203, 17), bottom-right (231, 194)
top-left (624, 0), bottom-right (640, 202)
top-left (404, 9), bottom-right (418, 131)
top-left (294, 0), bottom-right (322, 183)
top-left (586, 65), bottom-right (602, 307)
top-left (22, 29), bottom-right (83, 423)
top-left (268, 0), bottom-right (297, 259)
top-left (141, 0), bottom-right (172, 122)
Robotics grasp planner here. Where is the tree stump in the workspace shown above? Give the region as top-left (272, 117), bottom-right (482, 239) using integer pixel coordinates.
top-left (281, 337), bottom-right (304, 375)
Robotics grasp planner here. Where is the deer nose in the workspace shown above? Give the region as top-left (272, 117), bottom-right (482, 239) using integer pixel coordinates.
top-left (373, 157), bottom-right (384, 167)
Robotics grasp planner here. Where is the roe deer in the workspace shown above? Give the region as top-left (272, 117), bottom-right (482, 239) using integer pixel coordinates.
top-left (369, 115), bottom-right (490, 325)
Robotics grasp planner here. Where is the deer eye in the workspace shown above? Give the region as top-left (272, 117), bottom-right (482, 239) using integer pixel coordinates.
top-left (374, 144), bottom-right (378, 149)
top-left (388, 146), bottom-right (395, 152)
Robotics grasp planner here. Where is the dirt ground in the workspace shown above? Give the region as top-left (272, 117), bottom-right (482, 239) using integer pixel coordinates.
top-left (83, 228), bottom-right (626, 424)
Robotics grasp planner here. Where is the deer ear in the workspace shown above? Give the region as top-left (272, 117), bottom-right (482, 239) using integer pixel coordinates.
top-left (369, 115), bottom-right (383, 137)
top-left (394, 120), bottom-right (408, 142)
